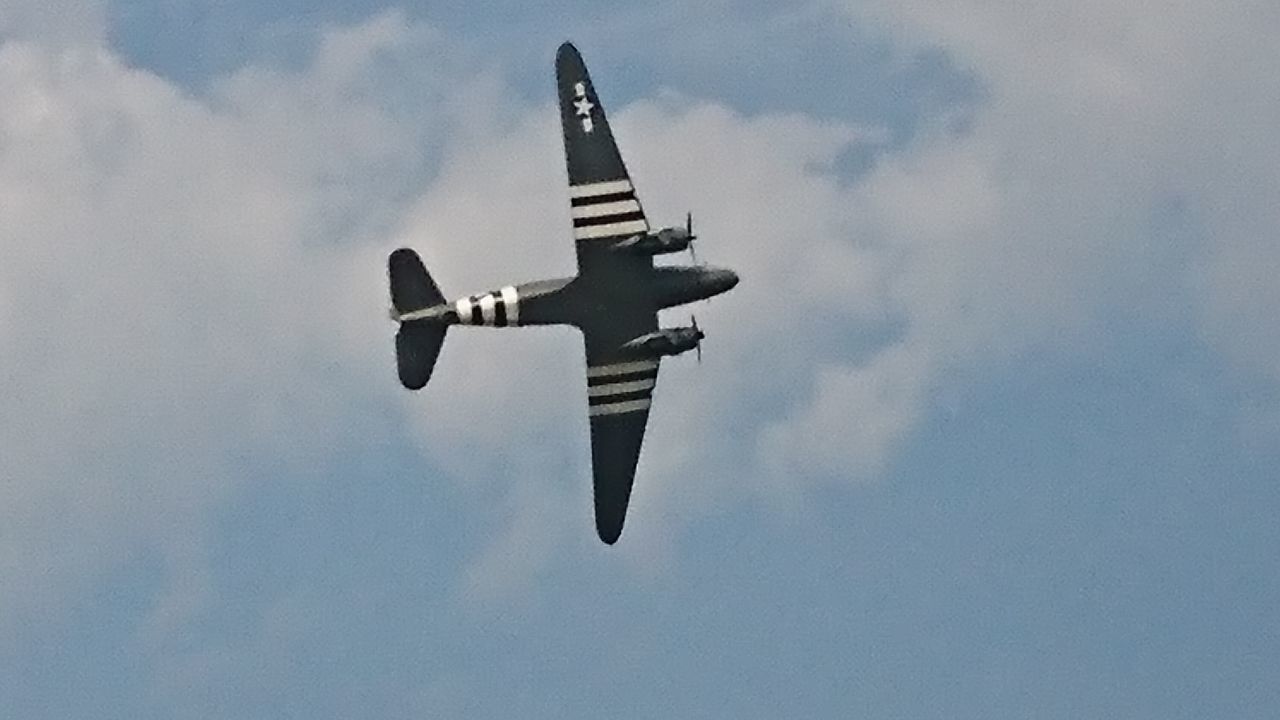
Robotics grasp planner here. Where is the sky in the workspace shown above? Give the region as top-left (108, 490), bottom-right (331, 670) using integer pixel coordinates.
top-left (1, 1), bottom-right (1278, 717)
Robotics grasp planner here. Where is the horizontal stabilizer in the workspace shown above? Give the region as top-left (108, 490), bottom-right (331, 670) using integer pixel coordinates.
top-left (396, 322), bottom-right (446, 390)
top-left (389, 248), bottom-right (445, 314)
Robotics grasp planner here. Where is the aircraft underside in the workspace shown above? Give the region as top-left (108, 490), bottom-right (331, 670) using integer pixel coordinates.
top-left (387, 42), bottom-right (739, 544)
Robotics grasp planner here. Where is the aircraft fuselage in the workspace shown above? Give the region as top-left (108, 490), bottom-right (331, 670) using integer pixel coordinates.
top-left (396, 264), bottom-right (738, 329)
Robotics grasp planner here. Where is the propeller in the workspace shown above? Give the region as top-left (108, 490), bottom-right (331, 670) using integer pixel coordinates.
top-left (692, 314), bottom-right (705, 364)
top-left (685, 211), bottom-right (699, 265)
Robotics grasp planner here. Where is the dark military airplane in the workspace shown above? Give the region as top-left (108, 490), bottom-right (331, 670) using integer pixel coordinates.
top-left (387, 42), bottom-right (739, 544)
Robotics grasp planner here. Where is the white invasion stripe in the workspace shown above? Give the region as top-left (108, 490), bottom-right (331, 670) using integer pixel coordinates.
top-left (587, 378), bottom-right (656, 398)
top-left (499, 284), bottom-right (519, 324)
top-left (455, 298), bottom-right (472, 324)
top-left (575, 219), bottom-right (649, 240)
top-left (571, 200), bottom-right (641, 219)
top-left (587, 359), bottom-right (659, 378)
top-left (569, 179), bottom-right (633, 198)
top-left (479, 294), bottom-right (497, 325)
top-left (589, 398), bottom-right (652, 417)
top-left (500, 286), bottom-right (519, 325)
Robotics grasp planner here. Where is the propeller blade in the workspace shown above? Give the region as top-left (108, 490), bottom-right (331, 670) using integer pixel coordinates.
top-left (691, 315), bottom-right (704, 363)
top-left (686, 211), bottom-right (698, 264)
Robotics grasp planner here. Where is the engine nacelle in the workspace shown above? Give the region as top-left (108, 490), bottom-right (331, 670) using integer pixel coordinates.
top-left (621, 326), bottom-right (704, 358)
top-left (613, 226), bottom-right (692, 256)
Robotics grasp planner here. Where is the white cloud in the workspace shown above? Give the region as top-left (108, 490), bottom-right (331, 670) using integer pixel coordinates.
top-left (839, 0), bottom-right (1280, 385)
top-left (8, 0), bottom-right (1276, 620)
top-left (0, 12), bottom-right (445, 631)
top-left (5, 2), bottom-right (950, 611)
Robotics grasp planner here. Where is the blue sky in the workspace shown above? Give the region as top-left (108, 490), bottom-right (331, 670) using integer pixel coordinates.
top-left (2, 1), bottom-right (1278, 717)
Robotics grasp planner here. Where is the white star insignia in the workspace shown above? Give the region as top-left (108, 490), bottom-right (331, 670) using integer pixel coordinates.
top-left (572, 82), bottom-right (595, 133)
top-left (573, 97), bottom-right (595, 133)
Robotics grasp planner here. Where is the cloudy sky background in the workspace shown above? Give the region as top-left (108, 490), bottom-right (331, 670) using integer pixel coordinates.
top-left (2, 1), bottom-right (1278, 716)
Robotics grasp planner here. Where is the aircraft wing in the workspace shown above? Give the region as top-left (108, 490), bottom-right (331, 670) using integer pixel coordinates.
top-left (557, 43), bottom-right (660, 543)
top-left (556, 42), bottom-right (654, 278)
top-left (581, 290), bottom-right (659, 544)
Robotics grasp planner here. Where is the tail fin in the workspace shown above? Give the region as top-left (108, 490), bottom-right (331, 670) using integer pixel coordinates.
top-left (396, 322), bottom-right (446, 390)
top-left (389, 248), bottom-right (445, 314)
top-left (388, 248), bottom-right (447, 389)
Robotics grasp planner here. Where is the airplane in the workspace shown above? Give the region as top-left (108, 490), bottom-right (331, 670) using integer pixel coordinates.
top-left (387, 42), bottom-right (739, 544)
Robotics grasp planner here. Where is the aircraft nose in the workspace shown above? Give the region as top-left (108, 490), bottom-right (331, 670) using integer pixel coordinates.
top-left (718, 268), bottom-right (740, 292)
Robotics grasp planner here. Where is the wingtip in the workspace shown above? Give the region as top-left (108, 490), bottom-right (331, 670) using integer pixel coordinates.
top-left (596, 521), bottom-right (623, 545)
top-left (557, 41), bottom-right (580, 62)
top-left (388, 246), bottom-right (419, 265)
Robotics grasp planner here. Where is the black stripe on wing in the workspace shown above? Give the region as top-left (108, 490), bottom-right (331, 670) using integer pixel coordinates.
top-left (573, 211), bottom-right (647, 228)
top-left (570, 191), bottom-right (636, 207)
top-left (586, 368), bottom-right (659, 387)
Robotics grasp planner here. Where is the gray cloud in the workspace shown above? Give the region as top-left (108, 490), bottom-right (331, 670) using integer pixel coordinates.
top-left (0, 0), bottom-right (105, 46)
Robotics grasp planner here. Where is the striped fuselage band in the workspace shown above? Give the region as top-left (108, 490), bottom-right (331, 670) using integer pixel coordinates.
top-left (454, 285), bottom-right (520, 326)
top-left (569, 179), bottom-right (648, 241)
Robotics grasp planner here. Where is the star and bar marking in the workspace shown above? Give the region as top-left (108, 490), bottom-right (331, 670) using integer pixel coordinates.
top-left (573, 82), bottom-right (594, 133)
